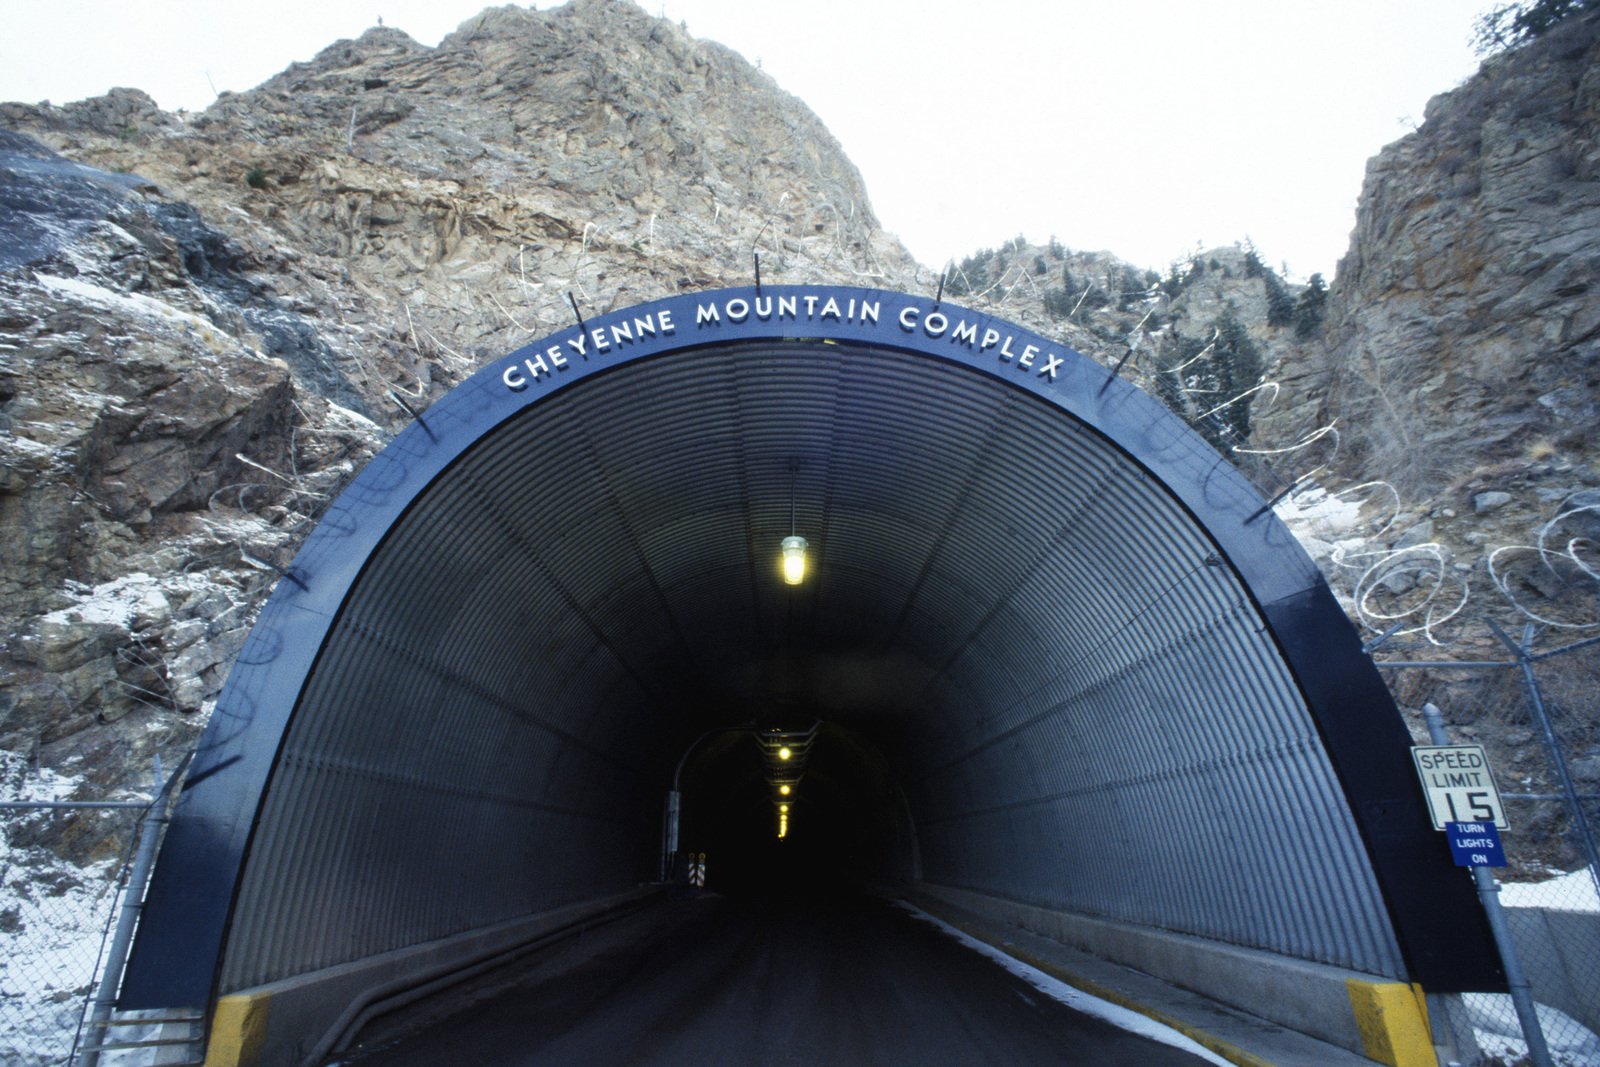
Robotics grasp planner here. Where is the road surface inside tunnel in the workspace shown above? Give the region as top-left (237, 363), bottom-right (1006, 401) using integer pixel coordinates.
top-left (329, 888), bottom-right (1220, 1067)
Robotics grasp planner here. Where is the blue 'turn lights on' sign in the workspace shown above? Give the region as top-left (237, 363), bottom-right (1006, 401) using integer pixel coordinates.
top-left (1445, 822), bottom-right (1507, 868)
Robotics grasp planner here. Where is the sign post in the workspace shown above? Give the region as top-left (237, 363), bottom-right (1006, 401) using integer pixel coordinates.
top-left (1419, 704), bottom-right (1551, 1067)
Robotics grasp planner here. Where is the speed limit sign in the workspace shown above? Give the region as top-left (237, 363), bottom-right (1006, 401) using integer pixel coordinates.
top-left (1411, 744), bottom-right (1509, 830)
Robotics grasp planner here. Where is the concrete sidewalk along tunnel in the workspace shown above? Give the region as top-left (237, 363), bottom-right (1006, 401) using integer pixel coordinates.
top-left (119, 285), bottom-right (1503, 1065)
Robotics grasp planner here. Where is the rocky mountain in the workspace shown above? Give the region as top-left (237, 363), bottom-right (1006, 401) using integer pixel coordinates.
top-left (1, 0), bottom-right (1596, 808)
top-left (938, 236), bottom-right (1314, 452)
top-left (0, 0), bottom-right (921, 797)
top-left (1251, 11), bottom-right (1600, 646)
top-left (937, 18), bottom-right (1600, 654)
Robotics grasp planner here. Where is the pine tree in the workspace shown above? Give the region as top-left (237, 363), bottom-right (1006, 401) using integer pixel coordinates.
top-left (946, 249), bottom-right (994, 296)
top-left (1173, 311), bottom-right (1265, 451)
top-left (1474, 0), bottom-right (1599, 54)
top-left (1211, 310), bottom-right (1264, 444)
top-left (1262, 270), bottom-right (1295, 327)
top-left (1294, 274), bottom-right (1329, 338)
top-left (1153, 365), bottom-right (1187, 419)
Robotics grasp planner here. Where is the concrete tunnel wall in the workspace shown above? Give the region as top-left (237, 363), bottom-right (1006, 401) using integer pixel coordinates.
top-left (120, 286), bottom-right (1501, 1047)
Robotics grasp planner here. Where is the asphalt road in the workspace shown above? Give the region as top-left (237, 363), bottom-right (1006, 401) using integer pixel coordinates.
top-left (332, 890), bottom-right (1215, 1067)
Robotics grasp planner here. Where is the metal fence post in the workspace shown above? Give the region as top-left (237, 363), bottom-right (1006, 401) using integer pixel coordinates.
top-left (1423, 703), bottom-right (1554, 1067)
top-left (1491, 620), bottom-right (1600, 908)
top-left (76, 754), bottom-right (192, 1067)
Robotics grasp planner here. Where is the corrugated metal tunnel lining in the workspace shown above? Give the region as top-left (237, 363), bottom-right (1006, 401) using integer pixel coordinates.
top-left (123, 286), bottom-right (1502, 1024)
top-left (222, 337), bottom-right (1404, 990)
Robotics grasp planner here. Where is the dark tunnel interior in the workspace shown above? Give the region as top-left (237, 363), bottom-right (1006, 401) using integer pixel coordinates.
top-left (675, 722), bottom-right (917, 895)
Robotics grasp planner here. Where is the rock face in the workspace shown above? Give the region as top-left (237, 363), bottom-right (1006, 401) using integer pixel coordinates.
top-left (1255, 14), bottom-right (1600, 641)
top-left (0, 0), bottom-right (920, 788)
top-left (1320, 14), bottom-right (1599, 487)
top-left (0, 126), bottom-right (378, 784)
top-left (13, 1), bottom-right (911, 370)
top-left (941, 237), bottom-right (1311, 467)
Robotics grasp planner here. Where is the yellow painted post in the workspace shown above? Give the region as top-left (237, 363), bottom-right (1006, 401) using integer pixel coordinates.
top-left (1346, 979), bottom-right (1435, 1067)
top-left (202, 993), bottom-right (272, 1067)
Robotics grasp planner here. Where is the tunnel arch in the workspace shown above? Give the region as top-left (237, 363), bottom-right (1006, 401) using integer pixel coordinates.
top-left (121, 285), bottom-right (1499, 1040)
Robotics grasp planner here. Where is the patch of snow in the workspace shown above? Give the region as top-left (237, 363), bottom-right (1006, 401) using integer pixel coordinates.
top-left (1501, 867), bottom-right (1600, 913)
top-left (40, 573), bottom-right (169, 630)
top-left (1, 755), bottom-right (88, 807)
top-left (898, 903), bottom-right (1234, 1066)
top-left (324, 399), bottom-right (381, 433)
top-left (37, 273), bottom-right (219, 340)
top-left (0, 432), bottom-right (57, 459)
top-left (1276, 484), bottom-right (1364, 539)
top-left (1465, 993), bottom-right (1600, 1067)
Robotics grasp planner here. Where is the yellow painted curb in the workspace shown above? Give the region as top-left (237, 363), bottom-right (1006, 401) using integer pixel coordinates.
top-left (1345, 979), bottom-right (1434, 1067)
top-left (916, 904), bottom-right (1274, 1067)
top-left (203, 992), bottom-right (271, 1067)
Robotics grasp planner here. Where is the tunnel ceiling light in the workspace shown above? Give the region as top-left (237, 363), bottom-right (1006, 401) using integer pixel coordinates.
top-left (779, 784), bottom-right (791, 796)
top-left (778, 746), bottom-right (792, 761)
top-left (780, 535), bottom-right (807, 586)
top-left (779, 803), bottom-right (789, 813)
top-left (780, 461), bottom-right (807, 586)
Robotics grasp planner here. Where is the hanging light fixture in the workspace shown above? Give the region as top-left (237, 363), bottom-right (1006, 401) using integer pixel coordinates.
top-left (780, 536), bottom-right (807, 585)
top-left (781, 462), bottom-right (807, 585)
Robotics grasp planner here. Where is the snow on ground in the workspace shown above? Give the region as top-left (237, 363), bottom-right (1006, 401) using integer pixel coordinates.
top-left (1274, 483), bottom-right (1366, 539)
top-left (39, 571), bottom-right (225, 636)
top-left (1501, 867), bottom-right (1600, 912)
top-left (1467, 994), bottom-right (1600, 1067)
top-left (0, 752), bottom-right (137, 1067)
top-left (1, 431), bottom-right (57, 460)
top-left (39, 573), bottom-right (170, 631)
top-left (1273, 484), bottom-right (1377, 570)
top-left (898, 903), bottom-right (1234, 1066)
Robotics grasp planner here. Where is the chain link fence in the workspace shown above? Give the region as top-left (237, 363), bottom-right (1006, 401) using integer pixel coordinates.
top-left (1, 794), bottom-right (144, 1066)
top-left (1375, 622), bottom-right (1600, 1067)
top-left (0, 751), bottom-right (196, 1067)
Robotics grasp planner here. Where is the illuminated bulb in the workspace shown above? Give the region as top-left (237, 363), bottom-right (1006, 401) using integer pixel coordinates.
top-left (780, 535), bottom-right (807, 585)
top-left (779, 784), bottom-right (791, 796)
top-left (779, 803), bottom-right (789, 813)
top-left (778, 746), bottom-right (792, 761)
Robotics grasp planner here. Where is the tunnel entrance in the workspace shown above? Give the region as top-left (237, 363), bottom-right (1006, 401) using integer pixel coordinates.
top-left (117, 285), bottom-right (1502, 1062)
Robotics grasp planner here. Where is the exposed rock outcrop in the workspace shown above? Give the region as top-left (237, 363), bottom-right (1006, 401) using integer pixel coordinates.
top-left (1254, 14), bottom-right (1600, 640)
top-left (0, 0), bottom-right (922, 787)
top-left (1272, 16), bottom-right (1600, 485)
top-left (0, 128), bottom-right (378, 782)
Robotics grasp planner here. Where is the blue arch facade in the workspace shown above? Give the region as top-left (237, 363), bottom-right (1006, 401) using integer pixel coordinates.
top-left (121, 285), bottom-right (1502, 1007)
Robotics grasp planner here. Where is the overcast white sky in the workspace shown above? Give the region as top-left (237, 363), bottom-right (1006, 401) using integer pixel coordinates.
top-left (1, 0), bottom-right (1488, 279)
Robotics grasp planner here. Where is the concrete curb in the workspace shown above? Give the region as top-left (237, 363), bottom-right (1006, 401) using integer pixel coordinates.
top-left (901, 887), bottom-right (1395, 1067)
top-left (203, 886), bottom-right (660, 1067)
